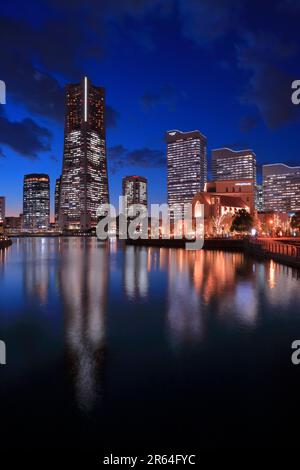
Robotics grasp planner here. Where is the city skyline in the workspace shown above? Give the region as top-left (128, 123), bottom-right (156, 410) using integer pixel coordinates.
top-left (1, 0), bottom-right (300, 217)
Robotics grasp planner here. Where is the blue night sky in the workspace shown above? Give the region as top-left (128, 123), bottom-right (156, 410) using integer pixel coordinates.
top-left (0, 0), bottom-right (300, 218)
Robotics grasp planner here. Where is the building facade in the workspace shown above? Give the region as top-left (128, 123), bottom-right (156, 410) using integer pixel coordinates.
top-left (0, 197), bottom-right (5, 223)
top-left (55, 176), bottom-right (61, 226)
top-left (122, 176), bottom-right (147, 215)
top-left (23, 174), bottom-right (50, 231)
top-left (193, 179), bottom-right (255, 236)
top-left (59, 76), bottom-right (109, 231)
top-left (166, 129), bottom-right (207, 219)
top-left (255, 184), bottom-right (264, 212)
top-left (4, 215), bottom-right (23, 234)
top-left (263, 163), bottom-right (300, 213)
top-left (212, 148), bottom-right (256, 182)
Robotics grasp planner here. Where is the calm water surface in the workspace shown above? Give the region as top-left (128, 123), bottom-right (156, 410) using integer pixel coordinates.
top-left (0, 237), bottom-right (300, 450)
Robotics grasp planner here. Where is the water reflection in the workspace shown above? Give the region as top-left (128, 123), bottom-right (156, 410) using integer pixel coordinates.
top-left (124, 246), bottom-right (149, 299)
top-left (166, 249), bottom-right (300, 347)
top-left (167, 249), bottom-right (204, 346)
top-left (1, 238), bottom-right (300, 413)
top-left (58, 238), bottom-right (109, 412)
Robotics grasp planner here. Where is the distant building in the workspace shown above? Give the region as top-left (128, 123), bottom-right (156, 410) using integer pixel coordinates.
top-left (0, 197), bottom-right (5, 223)
top-left (59, 76), bottom-right (109, 231)
top-left (55, 176), bottom-right (61, 226)
top-left (4, 215), bottom-right (22, 233)
top-left (166, 129), bottom-right (207, 219)
top-left (23, 174), bottom-right (50, 231)
top-left (255, 184), bottom-right (264, 211)
top-left (206, 179), bottom-right (255, 214)
top-left (212, 148), bottom-right (256, 182)
top-left (193, 179), bottom-right (255, 236)
top-left (122, 176), bottom-right (147, 215)
top-left (263, 163), bottom-right (300, 212)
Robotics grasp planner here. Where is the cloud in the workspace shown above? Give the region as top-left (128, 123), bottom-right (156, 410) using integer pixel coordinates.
top-left (106, 106), bottom-right (120, 128)
top-left (127, 148), bottom-right (165, 167)
top-left (237, 32), bottom-right (300, 128)
top-left (178, 0), bottom-right (243, 45)
top-left (108, 145), bottom-right (164, 172)
top-left (240, 115), bottom-right (260, 132)
top-left (0, 10), bottom-right (121, 124)
top-left (140, 83), bottom-right (185, 111)
top-left (0, 110), bottom-right (52, 159)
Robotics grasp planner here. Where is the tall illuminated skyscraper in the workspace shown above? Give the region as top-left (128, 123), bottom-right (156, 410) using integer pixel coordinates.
top-left (59, 76), bottom-right (109, 231)
top-left (263, 163), bottom-right (300, 212)
top-left (166, 130), bottom-right (207, 218)
top-left (212, 148), bottom-right (256, 182)
top-left (122, 176), bottom-right (147, 215)
top-left (23, 174), bottom-right (50, 231)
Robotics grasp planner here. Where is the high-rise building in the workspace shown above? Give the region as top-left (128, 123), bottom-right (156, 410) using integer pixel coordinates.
top-left (263, 163), bottom-right (300, 213)
top-left (255, 184), bottom-right (264, 211)
top-left (59, 76), bottom-right (109, 231)
top-left (166, 130), bottom-right (207, 218)
top-left (122, 176), bottom-right (147, 215)
top-left (23, 174), bottom-right (50, 231)
top-left (0, 196), bottom-right (5, 223)
top-left (55, 176), bottom-right (61, 225)
top-left (212, 148), bottom-right (256, 182)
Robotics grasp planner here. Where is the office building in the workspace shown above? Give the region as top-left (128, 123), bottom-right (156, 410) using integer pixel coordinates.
top-left (4, 215), bottom-right (23, 234)
top-left (255, 184), bottom-right (264, 212)
top-left (23, 174), bottom-right (50, 231)
top-left (166, 129), bottom-right (207, 218)
top-left (0, 197), bottom-right (5, 223)
top-left (55, 176), bottom-right (61, 226)
top-left (212, 148), bottom-right (256, 182)
top-left (263, 163), bottom-right (300, 212)
top-left (59, 76), bottom-right (109, 231)
top-left (122, 176), bottom-right (147, 215)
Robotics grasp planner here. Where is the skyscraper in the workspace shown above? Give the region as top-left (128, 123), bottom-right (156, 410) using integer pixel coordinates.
top-left (263, 163), bottom-right (300, 212)
top-left (212, 148), bottom-right (256, 182)
top-left (0, 197), bottom-right (5, 223)
top-left (55, 176), bottom-right (61, 226)
top-left (59, 76), bottom-right (109, 231)
top-left (166, 130), bottom-right (207, 218)
top-left (255, 184), bottom-right (264, 212)
top-left (122, 176), bottom-right (148, 215)
top-left (23, 174), bottom-right (50, 231)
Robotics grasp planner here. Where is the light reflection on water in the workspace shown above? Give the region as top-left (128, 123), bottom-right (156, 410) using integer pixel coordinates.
top-left (1, 237), bottom-right (300, 448)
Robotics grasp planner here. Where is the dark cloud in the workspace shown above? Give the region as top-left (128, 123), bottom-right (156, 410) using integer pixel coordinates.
top-left (237, 32), bottom-right (300, 128)
top-left (0, 9), bottom-right (121, 124)
top-left (141, 84), bottom-right (184, 111)
top-left (178, 0), bottom-right (243, 45)
top-left (0, 148), bottom-right (5, 158)
top-left (108, 145), bottom-right (164, 172)
top-left (106, 106), bottom-right (120, 128)
top-left (0, 110), bottom-right (52, 159)
top-left (127, 148), bottom-right (165, 167)
top-left (240, 115), bottom-right (259, 132)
